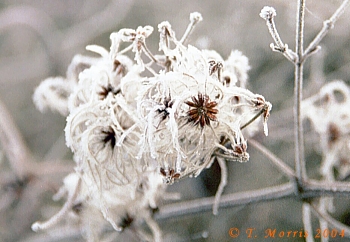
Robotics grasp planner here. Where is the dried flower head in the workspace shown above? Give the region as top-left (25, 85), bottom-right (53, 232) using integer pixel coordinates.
top-left (190, 12), bottom-right (203, 24)
top-left (303, 80), bottom-right (350, 178)
top-left (32, 11), bottom-right (271, 241)
top-left (185, 93), bottom-right (218, 128)
top-left (160, 167), bottom-right (181, 184)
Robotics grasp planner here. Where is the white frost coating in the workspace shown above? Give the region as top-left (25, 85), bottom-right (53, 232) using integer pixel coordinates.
top-left (259, 6), bottom-right (277, 20)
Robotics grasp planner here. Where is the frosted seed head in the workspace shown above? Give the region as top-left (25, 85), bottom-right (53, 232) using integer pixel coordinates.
top-left (33, 11), bottom-right (273, 239)
top-left (139, 25), bottom-right (154, 38)
top-left (190, 12), bottom-right (203, 24)
top-left (260, 6), bottom-right (277, 20)
top-left (118, 28), bottom-right (137, 42)
top-left (33, 77), bottom-right (73, 116)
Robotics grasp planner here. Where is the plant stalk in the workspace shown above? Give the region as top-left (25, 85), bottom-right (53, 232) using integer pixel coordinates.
top-left (294, 0), bottom-right (307, 188)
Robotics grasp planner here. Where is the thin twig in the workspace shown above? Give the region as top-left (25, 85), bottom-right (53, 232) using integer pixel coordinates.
top-left (213, 157), bottom-right (227, 215)
top-left (144, 215), bottom-right (162, 242)
top-left (260, 7), bottom-right (296, 62)
top-left (142, 42), bottom-right (160, 65)
top-left (240, 108), bottom-right (265, 130)
top-left (318, 197), bottom-right (331, 242)
top-left (304, 0), bottom-right (350, 58)
top-left (179, 12), bottom-right (202, 44)
top-left (156, 179), bottom-right (350, 221)
top-left (248, 139), bottom-right (295, 179)
top-left (18, 226), bottom-right (82, 242)
top-left (310, 202), bottom-right (350, 238)
top-left (303, 180), bottom-right (350, 197)
top-left (296, 0), bottom-right (305, 58)
top-left (0, 99), bottom-right (32, 178)
top-left (155, 183), bottom-right (294, 220)
top-left (213, 152), bottom-right (242, 161)
top-left (31, 176), bottom-right (82, 231)
top-left (294, 61), bottom-right (306, 182)
top-left (266, 15), bottom-right (285, 50)
top-left (302, 203), bottom-right (315, 242)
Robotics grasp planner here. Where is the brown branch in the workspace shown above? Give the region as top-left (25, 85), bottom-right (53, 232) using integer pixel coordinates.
top-left (155, 183), bottom-right (294, 220)
top-left (304, 0), bottom-right (350, 58)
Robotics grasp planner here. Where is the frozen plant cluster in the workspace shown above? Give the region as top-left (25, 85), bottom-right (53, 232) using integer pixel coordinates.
top-left (302, 80), bottom-right (350, 217)
top-left (303, 80), bottom-right (350, 180)
top-left (32, 12), bottom-right (271, 241)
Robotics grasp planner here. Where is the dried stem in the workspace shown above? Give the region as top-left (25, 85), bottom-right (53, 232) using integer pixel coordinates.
top-left (260, 6), bottom-right (296, 62)
top-left (310, 202), bottom-right (350, 237)
top-left (31, 176), bottom-right (81, 231)
top-left (179, 12), bottom-right (202, 44)
top-left (304, 0), bottom-right (350, 58)
top-left (259, 1), bottom-right (350, 239)
top-left (248, 139), bottom-right (295, 179)
top-left (303, 180), bottom-right (350, 197)
top-left (118, 44), bottom-right (133, 55)
top-left (212, 157), bottom-right (227, 215)
top-left (294, 0), bottom-right (307, 188)
top-left (142, 42), bottom-right (161, 65)
top-left (155, 183), bottom-right (294, 220)
top-left (240, 108), bottom-right (265, 130)
top-left (319, 217), bottom-right (329, 242)
top-left (156, 179), bottom-right (350, 222)
top-left (0, 99), bottom-right (32, 178)
top-left (318, 197), bottom-right (331, 242)
top-left (302, 203), bottom-right (314, 242)
top-left (144, 215), bottom-right (162, 242)
top-left (265, 13), bottom-right (285, 51)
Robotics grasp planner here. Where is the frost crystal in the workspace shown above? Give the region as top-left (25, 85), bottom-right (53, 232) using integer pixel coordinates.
top-left (259, 6), bottom-right (277, 20)
top-left (32, 12), bottom-right (271, 241)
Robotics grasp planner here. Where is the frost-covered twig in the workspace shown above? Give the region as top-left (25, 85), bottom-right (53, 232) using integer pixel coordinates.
top-left (311, 202), bottom-right (350, 237)
top-left (259, 6), bottom-right (296, 62)
top-left (304, 0), bottom-right (350, 58)
top-left (260, 0), bottom-right (349, 194)
top-left (156, 183), bottom-right (294, 220)
top-left (179, 12), bottom-right (202, 44)
top-left (31, 176), bottom-right (81, 231)
top-left (302, 203), bottom-right (314, 242)
top-left (212, 157), bottom-right (227, 215)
